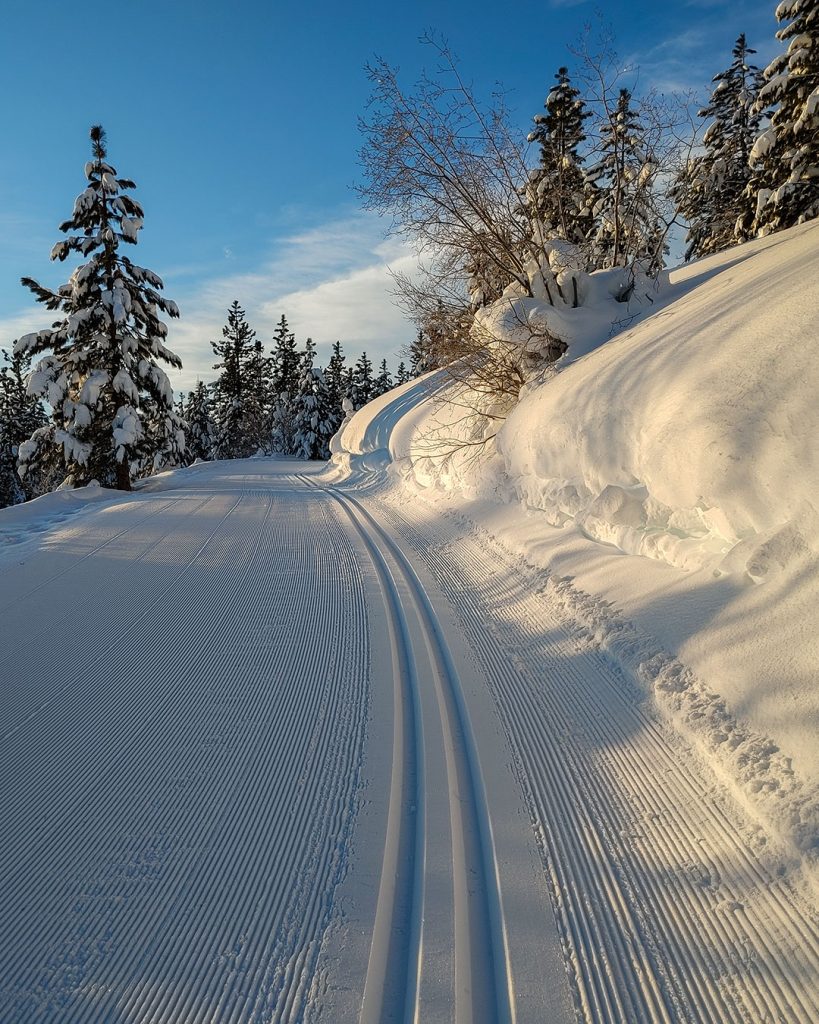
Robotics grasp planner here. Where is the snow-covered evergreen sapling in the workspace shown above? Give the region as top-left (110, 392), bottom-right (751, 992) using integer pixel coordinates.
top-left (293, 366), bottom-right (337, 460)
top-left (749, 0), bottom-right (819, 233)
top-left (184, 380), bottom-right (216, 462)
top-left (15, 126), bottom-right (183, 490)
top-left (210, 301), bottom-right (258, 459)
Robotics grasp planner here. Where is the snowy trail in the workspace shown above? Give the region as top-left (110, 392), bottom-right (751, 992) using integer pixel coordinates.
top-left (362, 482), bottom-right (819, 1024)
top-left (3, 459), bottom-right (818, 1023)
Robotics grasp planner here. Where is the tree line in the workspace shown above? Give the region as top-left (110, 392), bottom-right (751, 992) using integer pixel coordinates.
top-left (179, 302), bottom-right (422, 465)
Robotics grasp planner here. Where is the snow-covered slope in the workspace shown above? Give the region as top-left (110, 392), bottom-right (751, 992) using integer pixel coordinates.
top-left (330, 220), bottom-right (819, 867)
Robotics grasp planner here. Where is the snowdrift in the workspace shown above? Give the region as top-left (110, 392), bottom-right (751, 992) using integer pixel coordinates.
top-left (501, 221), bottom-right (819, 578)
top-left (330, 220), bottom-right (819, 865)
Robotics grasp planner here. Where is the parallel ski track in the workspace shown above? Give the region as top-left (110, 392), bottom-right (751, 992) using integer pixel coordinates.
top-left (302, 478), bottom-right (513, 1024)
top-left (368, 490), bottom-right (819, 1024)
top-left (0, 478), bottom-right (370, 1023)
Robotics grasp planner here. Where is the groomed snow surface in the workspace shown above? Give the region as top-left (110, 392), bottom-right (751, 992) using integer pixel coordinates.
top-left (0, 221), bottom-right (817, 1023)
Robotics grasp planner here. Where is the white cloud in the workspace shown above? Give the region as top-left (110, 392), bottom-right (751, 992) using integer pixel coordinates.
top-left (0, 306), bottom-right (46, 353)
top-left (163, 210), bottom-right (418, 392)
top-left (625, 17), bottom-right (779, 97)
top-left (0, 210), bottom-right (418, 392)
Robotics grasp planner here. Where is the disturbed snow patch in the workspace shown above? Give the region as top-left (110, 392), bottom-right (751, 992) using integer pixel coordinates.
top-left (538, 569), bottom-right (819, 876)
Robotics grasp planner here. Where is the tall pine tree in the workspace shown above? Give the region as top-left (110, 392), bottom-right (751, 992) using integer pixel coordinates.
top-left (351, 351), bottom-right (374, 409)
top-left (15, 126), bottom-right (183, 490)
top-left (324, 340), bottom-right (347, 415)
top-left (749, 0), bottom-right (819, 233)
top-left (245, 336), bottom-right (271, 453)
top-left (211, 301), bottom-right (257, 459)
top-left (586, 90), bottom-right (665, 273)
top-left (269, 314), bottom-right (301, 454)
top-left (372, 359), bottom-right (393, 398)
top-left (524, 67), bottom-right (593, 247)
top-left (674, 35), bottom-right (765, 257)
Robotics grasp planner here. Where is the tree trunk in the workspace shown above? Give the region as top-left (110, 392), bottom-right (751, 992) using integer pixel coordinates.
top-left (116, 457), bottom-right (131, 491)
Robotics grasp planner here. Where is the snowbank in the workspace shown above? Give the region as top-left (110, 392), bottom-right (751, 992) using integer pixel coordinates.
top-left (501, 220), bottom-right (819, 577)
top-left (330, 220), bottom-right (819, 864)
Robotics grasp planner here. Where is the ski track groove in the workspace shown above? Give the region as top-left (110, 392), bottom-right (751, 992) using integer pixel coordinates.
top-left (304, 477), bottom-right (514, 1024)
top-left (4, 463), bottom-right (817, 1023)
top-left (304, 478), bottom-right (424, 1024)
top-left (368, 489), bottom-right (819, 1024)
top-left (0, 472), bottom-right (370, 1023)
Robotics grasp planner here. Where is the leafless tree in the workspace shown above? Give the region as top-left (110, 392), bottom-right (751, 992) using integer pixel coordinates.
top-left (358, 36), bottom-right (537, 302)
top-left (358, 28), bottom-right (694, 466)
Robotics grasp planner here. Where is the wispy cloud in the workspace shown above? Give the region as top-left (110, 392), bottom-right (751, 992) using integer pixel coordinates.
top-left (163, 211), bottom-right (418, 392)
top-left (0, 307), bottom-right (44, 355)
top-left (625, 13), bottom-right (779, 97)
top-left (0, 210), bottom-right (418, 391)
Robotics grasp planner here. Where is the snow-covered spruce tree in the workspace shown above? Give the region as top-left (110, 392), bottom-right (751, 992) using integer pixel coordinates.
top-left (395, 361), bottom-right (410, 385)
top-left (673, 35), bottom-right (765, 258)
top-left (211, 300), bottom-right (257, 459)
top-left (524, 67), bottom-right (594, 248)
top-left (749, 0), bottom-right (819, 233)
top-left (184, 380), bottom-right (215, 462)
top-left (269, 314), bottom-right (301, 454)
top-left (0, 428), bottom-right (23, 509)
top-left (372, 359), bottom-right (393, 399)
top-left (15, 126), bottom-right (183, 490)
top-left (324, 340), bottom-right (347, 415)
top-left (342, 366), bottom-right (355, 408)
top-left (245, 336), bottom-right (272, 453)
top-left (586, 89), bottom-right (666, 274)
top-left (0, 348), bottom-right (47, 505)
top-left (301, 336), bottom-right (317, 373)
top-left (350, 351), bottom-right (374, 409)
top-left (293, 366), bottom-right (337, 460)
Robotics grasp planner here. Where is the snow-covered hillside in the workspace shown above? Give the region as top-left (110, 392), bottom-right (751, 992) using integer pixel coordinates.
top-left (331, 219), bottom-right (819, 869)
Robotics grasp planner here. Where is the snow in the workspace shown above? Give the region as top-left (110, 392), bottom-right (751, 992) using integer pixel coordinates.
top-left (330, 219), bottom-right (819, 871)
top-left (1, 451), bottom-right (817, 1020)
top-left (750, 125), bottom-right (777, 162)
top-left (2, 219), bottom-right (818, 1020)
top-left (0, 481), bottom-right (116, 566)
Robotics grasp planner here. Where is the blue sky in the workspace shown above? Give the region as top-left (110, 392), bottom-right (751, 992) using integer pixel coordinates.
top-left (0, 0), bottom-right (778, 390)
